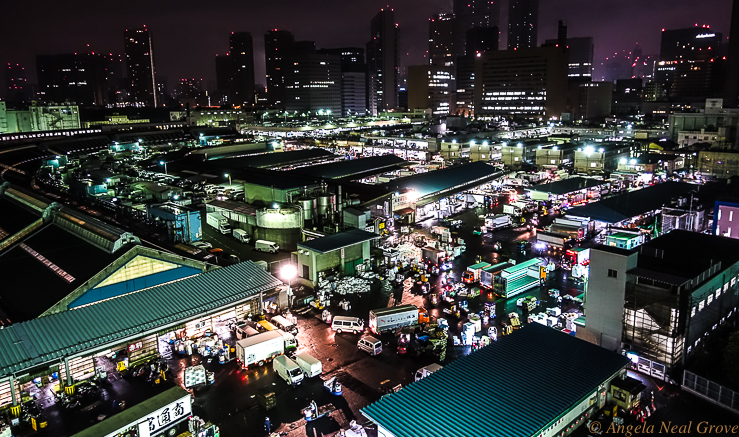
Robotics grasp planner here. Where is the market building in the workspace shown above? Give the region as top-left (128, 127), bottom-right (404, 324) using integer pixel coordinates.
top-left (362, 323), bottom-right (631, 437)
top-left (526, 177), bottom-right (609, 203)
top-left (0, 262), bottom-right (281, 412)
top-left (584, 231), bottom-right (739, 380)
top-left (296, 229), bottom-right (378, 286)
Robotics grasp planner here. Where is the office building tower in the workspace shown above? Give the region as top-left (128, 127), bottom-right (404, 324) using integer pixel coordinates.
top-left (318, 48), bottom-right (367, 116)
top-left (5, 63), bottom-right (29, 103)
top-left (508, 0), bottom-right (539, 50)
top-left (36, 53), bottom-right (117, 107)
top-left (474, 46), bottom-right (567, 119)
top-left (124, 26), bottom-right (158, 107)
top-left (657, 26), bottom-right (724, 100)
top-left (454, 0), bottom-right (500, 57)
top-left (407, 65), bottom-right (455, 116)
top-left (230, 32), bottom-right (255, 106)
top-left (429, 13), bottom-right (456, 67)
top-left (544, 36), bottom-right (594, 79)
top-left (367, 7), bottom-right (399, 115)
top-left (283, 53), bottom-right (341, 115)
top-left (557, 20), bottom-right (567, 47)
top-left (215, 54), bottom-right (232, 96)
top-left (466, 26), bottom-right (499, 55)
top-left (725, 0), bottom-right (739, 106)
top-left (265, 29), bottom-right (295, 106)
top-left (578, 81), bottom-right (613, 119)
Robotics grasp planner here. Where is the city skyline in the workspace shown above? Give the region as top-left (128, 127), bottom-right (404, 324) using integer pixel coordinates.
top-left (1, 0), bottom-right (733, 95)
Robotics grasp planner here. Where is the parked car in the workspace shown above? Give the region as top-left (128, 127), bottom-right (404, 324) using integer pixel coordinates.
top-left (193, 241), bottom-right (212, 250)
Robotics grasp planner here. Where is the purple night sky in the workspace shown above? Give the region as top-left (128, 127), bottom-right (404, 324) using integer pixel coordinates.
top-left (1, 0), bottom-right (733, 91)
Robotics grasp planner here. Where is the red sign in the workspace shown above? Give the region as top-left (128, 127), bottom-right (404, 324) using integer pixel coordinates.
top-left (128, 341), bottom-right (143, 353)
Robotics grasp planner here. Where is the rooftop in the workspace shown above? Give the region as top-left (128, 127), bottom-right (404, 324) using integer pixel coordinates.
top-left (204, 148), bottom-right (335, 169)
top-left (289, 155), bottom-right (408, 180)
top-left (0, 262), bottom-right (281, 377)
top-left (362, 323), bottom-right (630, 437)
top-left (527, 177), bottom-right (607, 195)
top-left (298, 229), bottom-right (378, 254)
top-left (607, 232), bottom-right (641, 240)
top-left (565, 182), bottom-right (697, 224)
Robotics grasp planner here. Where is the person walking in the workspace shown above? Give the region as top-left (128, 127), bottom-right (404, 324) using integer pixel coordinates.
top-left (264, 416), bottom-right (271, 435)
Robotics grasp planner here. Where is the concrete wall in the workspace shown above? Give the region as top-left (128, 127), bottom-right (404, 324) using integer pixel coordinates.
top-left (585, 248), bottom-right (638, 352)
top-left (297, 241), bottom-right (369, 284)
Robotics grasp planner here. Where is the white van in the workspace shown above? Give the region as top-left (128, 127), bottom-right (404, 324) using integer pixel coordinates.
top-left (255, 240), bottom-right (279, 253)
top-left (235, 322), bottom-right (259, 340)
top-left (332, 316), bottom-right (364, 334)
top-left (273, 355), bottom-right (304, 386)
top-left (414, 363), bottom-right (443, 381)
top-left (271, 315), bottom-right (298, 335)
top-left (358, 336), bottom-right (382, 356)
top-left (233, 228), bottom-right (250, 243)
top-left (295, 352), bottom-right (322, 378)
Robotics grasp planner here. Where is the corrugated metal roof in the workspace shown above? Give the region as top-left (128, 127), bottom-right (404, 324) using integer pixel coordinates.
top-left (361, 324), bottom-right (630, 437)
top-left (298, 229), bottom-right (378, 254)
top-left (527, 177), bottom-right (607, 196)
top-left (0, 262), bottom-right (281, 377)
top-left (381, 162), bottom-right (503, 200)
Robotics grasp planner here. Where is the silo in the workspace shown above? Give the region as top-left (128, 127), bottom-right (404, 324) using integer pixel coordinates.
top-left (298, 197), bottom-right (314, 222)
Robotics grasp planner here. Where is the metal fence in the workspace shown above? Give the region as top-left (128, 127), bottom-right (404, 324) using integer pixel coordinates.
top-left (683, 370), bottom-right (739, 414)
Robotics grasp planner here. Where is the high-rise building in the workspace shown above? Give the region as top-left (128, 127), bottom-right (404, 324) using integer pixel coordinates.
top-left (265, 29), bottom-right (295, 106)
top-left (429, 13), bottom-right (456, 67)
top-left (5, 63), bottom-right (29, 103)
top-left (725, 0), bottom-right (739, 106)
top-left (318, 48), bottom-right (367, 116)
top-left (407, 65), bottom-right (455, 116)
top-left (657, 26), bottom-right (725, 100)
top-left (124, 26), bottom-right (158, 107)
top-left (466, 26), bottom-right (499, 55)
top-left (544, 36), bottom-right (594, 79)
top-left (508, 0), bottom-right (539, 50)
top-left (474, 46), bottom-right (567, 119)
top-left (230, 32), bottom-right (255, 106)
top-left (557, 20), bottom-right (567, 47)
top-left (283, 53), bottom-right (341, 115)
top-left (367, 8), bottom-right (399, 115)
top-left (578, 81), bottom-right (613, 119)
top-left (215, 54), bottom-right (232, 95)
top-left (36, 53), bottom-right (117, 106)
top-left (454, 0), bottom-right (500, 57)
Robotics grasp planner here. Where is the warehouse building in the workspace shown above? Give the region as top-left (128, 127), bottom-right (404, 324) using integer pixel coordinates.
top-left (362, 323), bottom-right (630, 437)
top-left (296, 229), bottom-right (378, 286)
top-left (526, 177), bottom-right (609, 202)
top-left (0, 262), bottom-right (280, 412)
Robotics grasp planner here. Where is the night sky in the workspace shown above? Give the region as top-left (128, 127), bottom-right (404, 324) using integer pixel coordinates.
top-left (1, 0), bottom-right (733, 92)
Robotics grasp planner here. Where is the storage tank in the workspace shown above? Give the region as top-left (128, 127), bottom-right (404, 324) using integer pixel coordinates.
top-left (298, 197), bottom-right (314, 222)
top-left (317, 194), bottom-right (331, 218)
top-left (255, 206), bottom-right (303, 250)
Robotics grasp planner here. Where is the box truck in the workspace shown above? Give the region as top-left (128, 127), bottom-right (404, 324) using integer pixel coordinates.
top-left (485, 214), bottom-right (513, 230)
top-left (295, 353), bottom-right (322, 378)
top-left (232, 228), bottom-right (250, 243)
top-left (235, 330), bottom-right (294, 368)
top-left (369, 305), bottom-right (429, 334)
top-left (206, 212), bottom-right (231, 234)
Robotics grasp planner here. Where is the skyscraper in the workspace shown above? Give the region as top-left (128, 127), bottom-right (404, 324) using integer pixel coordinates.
top-left (508, 0), bottom-right (539, 50)
top-left (367, 7), bottom-right (399, 115)
top-left (36, 53), bottom-right (117, 106)
top-left (124, 26), bottom-right (158, 107)
top-left (317, 48), bottom-right (367, 116)
top-left (283, 53), bottom-right (342, 115)
top-left (429, 13), bottom-right (456, 67)
top-left (5, 63), bottom-right (29, 103)
top-left (466, 26), bottom-right (499, 55)
top-left (264, 29), bottom-right (295, 106)
top-left (726, 0), bottom-right (739, 106)
top-left (230, 32), bottom-right (255, 106)
top-left (215, 54), bottom-right (232, 93)
top-left (453, 0), bottom-right (500, 57)
top-left (544, 36), bottom-right (594, 79)
top-left (657, 26), bottom-right (724, 100)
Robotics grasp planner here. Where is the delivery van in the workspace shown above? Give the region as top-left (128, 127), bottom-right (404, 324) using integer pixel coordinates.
top-left (271, 315), bottom-right (298, 335)
top-left (332, 316), bottom-right (364, 334)
top-left (358, 336), bottom-right (382, 356)
top-left (233, 228), bottom-right (251, 243)
top-left (295, 353), bottom-right (322, 378)
top-left (255, 240), bottom-right (280, 253)
top-left (273, 355), bottom-right (304, 386)
top-left (414, 363), bottom-right (443, 381)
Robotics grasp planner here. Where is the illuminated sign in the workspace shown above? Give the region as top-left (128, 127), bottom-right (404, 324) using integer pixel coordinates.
top-left (128, 341), bottom-right (144, 353)
top-left (138, 394), bottom-right (192, 437)
top-left (696, 33), bottom-right (716, 38)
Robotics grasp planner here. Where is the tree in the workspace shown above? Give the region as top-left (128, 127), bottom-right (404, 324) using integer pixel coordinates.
top-left (721, 331), bottom-right (739, 388)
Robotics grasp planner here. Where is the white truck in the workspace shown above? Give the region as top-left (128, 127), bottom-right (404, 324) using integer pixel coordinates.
top-left (369, 305), bottom-right (422, 334)
top-left (295, 352), bottom-right (322, 378)
top-left (503, 178), bottom-right (529, 187)
top-left (463, 193), bottom-right (484, 207)
top-left (206, 212), bottom-right (231, 234)
top-left (503, 204), bottom-right (522, 217)
top-left (255, 240), bottom-right (280, 253)
top-left (273, 355), bottom-right (304, 386)
top-left (485, 214), bottom-right (513, 230)
top-left (232, 228), bottom-right (250, 243)
top-left (235, 330), bottom-right (287, 368)
top-left (414, 363), bottom-right (443, 381)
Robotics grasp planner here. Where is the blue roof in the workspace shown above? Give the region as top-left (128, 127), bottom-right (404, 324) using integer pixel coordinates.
top-left (298, 229), bottom-right (378, 254)
top-left (361, 323), bottom-right (630, 437)
top-left (0, 262), bottom-right (281, 377)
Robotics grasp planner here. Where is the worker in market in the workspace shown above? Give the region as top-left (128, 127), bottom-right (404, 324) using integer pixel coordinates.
top-left (264, 416), bottom-right (271, 434)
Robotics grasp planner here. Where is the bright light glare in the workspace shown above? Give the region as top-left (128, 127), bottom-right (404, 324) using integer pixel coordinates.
top-left (584, 146), bottom-right (594, 156)
top-left (281, 264), bottom-right (298, 280)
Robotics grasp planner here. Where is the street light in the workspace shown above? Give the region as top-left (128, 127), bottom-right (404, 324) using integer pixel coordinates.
top-left (159, 160), bottom-right (167, 174)
top-left (225, 173), bottom-right (231, 186)
top-left (281, 264), bottom-right (298, 290)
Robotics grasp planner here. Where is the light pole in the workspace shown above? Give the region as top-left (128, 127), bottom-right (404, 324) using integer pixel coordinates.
top-left (225, 173), bottom-right (231, 186)
top-left (159, 160), bottom-right (167, 175)
top-left (281, 264), bottom-right (298, 296)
